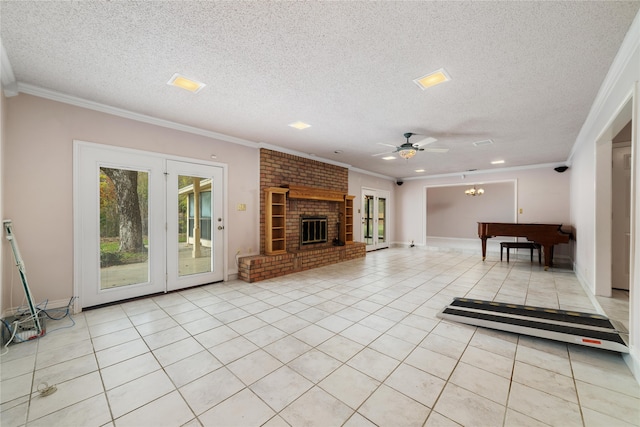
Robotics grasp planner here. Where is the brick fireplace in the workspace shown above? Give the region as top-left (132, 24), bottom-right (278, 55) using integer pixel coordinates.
top-left (238, 149), bottom-right (365, 282)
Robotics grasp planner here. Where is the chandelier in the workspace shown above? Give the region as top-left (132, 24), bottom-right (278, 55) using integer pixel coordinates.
top-left (465, 186), bottom-right (484, 196)
top-left (398, 148), bottom-right (417, 159)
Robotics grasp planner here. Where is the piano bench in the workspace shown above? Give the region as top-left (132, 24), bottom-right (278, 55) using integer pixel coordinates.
top-left (500, 242), bottom-right (541, 263)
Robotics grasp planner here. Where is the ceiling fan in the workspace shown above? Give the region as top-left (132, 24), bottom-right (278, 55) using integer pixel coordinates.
top-left (372, 132), bottom-right (449, 159)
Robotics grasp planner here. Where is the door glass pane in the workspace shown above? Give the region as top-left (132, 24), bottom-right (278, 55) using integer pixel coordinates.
top-left (200, 192), bottom-right (212, 240)
top-left (100, 167), bottom-right (149, 289)
top-left (178, 176), bottom-right (212, 276)
top-left (364, 195), bottom-right (374, 245)
top-left (378, 197), bottom-right (386, 243)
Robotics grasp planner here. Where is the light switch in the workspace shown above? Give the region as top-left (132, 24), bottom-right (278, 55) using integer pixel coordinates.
top-left (519, 208), bottom-right (523, 214)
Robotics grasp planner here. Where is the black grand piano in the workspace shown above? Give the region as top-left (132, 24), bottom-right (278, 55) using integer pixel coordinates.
top-left (478, 222), bottom-right (571, 270)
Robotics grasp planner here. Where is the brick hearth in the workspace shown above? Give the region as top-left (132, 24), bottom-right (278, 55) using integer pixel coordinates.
top-left (238, 243), bottom-right (366, 283)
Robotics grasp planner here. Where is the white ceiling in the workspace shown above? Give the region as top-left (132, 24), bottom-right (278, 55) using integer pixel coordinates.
top-left (1, 1), bottom-right (638, 179)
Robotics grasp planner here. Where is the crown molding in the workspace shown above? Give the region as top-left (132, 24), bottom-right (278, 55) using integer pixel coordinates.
top-left (14, 82), bottom-right (401, 181)
top-left (17, 82), bottom-right (259, 148)
top-left (10, 78), bottom-right (579, 184)
top-left (256, 143), bottom-right (396, 180)
top-left (257, 142), bottom-right (353, 169)
top-left (258, 142), bottom-right (395, 181)
top-left (16, 82), bottom-right (394, 179)
top-left (1, 39), bottom-right (18, 97)
top-left (6, 82), bottom-right (576, 182)
top-left (401, 161), bottom-right (568, 181)
top-left (348, 166), bottom-right (395, 181)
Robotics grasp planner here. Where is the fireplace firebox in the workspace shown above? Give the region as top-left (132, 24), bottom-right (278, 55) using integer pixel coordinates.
top-left (300, 216), bottom-right (328, 246)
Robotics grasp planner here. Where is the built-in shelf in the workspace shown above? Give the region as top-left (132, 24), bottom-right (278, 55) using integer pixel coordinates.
top-left (343, 195), bottom-right (355, 244)
top-left (265, 187), bottom-right (289, 255)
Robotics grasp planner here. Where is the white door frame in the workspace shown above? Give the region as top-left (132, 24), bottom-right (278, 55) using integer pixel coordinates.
top-left (594, 96), bottom-right (634, 297)
top-left (361, 188), bottom-right (390, 251)
top-left (73, 141), bottom-right (228, 311)
top-left (592, 85), bottom-right (637, 380)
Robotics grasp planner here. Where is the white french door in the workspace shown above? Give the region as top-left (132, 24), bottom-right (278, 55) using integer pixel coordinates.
top-left (166, 160), bottom-right (224, 291)
top-left (361, 189), bottom-right (389, 251)
top-left (75, 142), bottom-right (224, 308)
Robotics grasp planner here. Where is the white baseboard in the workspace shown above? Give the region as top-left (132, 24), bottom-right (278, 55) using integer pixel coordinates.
top-left (395, 238), bottom-right (573, 263)
top-left (623, 350), bottom-right (640, 385)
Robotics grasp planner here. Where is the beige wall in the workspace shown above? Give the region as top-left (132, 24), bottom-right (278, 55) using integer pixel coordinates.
top-left (395, 166), bottom-right (571, 246)
top-left (2, 94), bottom-right (260, 311)
top-left (427, 181), bottom-right (515, 239)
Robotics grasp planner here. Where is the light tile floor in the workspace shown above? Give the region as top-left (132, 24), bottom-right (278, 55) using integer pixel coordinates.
top-left (1, 248), bottom-right (639, 426)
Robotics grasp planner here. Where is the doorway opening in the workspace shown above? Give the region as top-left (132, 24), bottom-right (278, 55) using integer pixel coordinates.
top-left (612, 125), bottom-right (632, 292)
top-left (593, 96), bottom-right (634, 352)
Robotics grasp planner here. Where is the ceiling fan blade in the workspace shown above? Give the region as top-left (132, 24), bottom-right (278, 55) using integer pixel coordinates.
top-left (423, 148), bottom-right (449, 153)
top-left (413, 136), bottom-right (437, 147)
top-left (371, 150), bottom-right (394, 157)
top-left (377, 142), bottom-right (399, 148)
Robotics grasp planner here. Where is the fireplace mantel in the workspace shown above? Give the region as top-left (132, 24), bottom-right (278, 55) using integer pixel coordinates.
top-left (284, 185), bottom-right (346, 202)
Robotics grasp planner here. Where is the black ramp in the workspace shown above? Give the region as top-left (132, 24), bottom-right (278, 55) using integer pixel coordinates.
top-left (437, 298), bottom-right (629, 353)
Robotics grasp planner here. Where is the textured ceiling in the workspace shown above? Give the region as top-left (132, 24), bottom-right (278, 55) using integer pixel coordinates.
top-left (1, 1), bottom-right (638, 179)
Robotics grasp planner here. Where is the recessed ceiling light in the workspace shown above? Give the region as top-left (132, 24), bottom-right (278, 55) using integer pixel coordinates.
top-left (415, 169), bottom-right (425, 172)
top-left (334, 150), bottom-right (343, 154)
top-left (382, 156), bottom-right (396, 160)
top-left (413, 68), bottom-right (451, 90)
top-left (473, 139), bottom-right (494, 147)
top-left (289, 121), bottom-right (311, 130)
top-left (167, 73), bottom-right (206, 93)
top-left (491, 160), bottom-right (505, 164)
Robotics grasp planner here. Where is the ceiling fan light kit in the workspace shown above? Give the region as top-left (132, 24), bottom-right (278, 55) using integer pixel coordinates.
top-left (373, 132), bottom-right (447, 159)
top-left (399, 148), bottom-right (417, 159)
